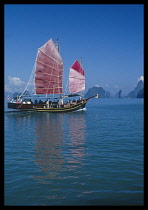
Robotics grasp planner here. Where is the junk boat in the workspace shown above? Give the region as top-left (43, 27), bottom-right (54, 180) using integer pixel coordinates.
top-left (8, 38), bottom-right (98, 112)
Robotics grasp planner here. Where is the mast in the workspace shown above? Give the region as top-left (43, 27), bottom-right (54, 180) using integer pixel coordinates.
top-left (79, 58), bottom-right (83, 96)
top-left (56, 38), bottom-right (60, 53)
top-left (80, 57), bottom-right (82, 66)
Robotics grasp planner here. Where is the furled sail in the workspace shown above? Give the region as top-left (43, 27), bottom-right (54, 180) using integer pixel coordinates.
top-left (69, 60), bottom-right (85, 94)
top-left (35, 38), bottom-right (63, 95)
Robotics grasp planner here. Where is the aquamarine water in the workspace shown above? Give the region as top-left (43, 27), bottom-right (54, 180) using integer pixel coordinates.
top-left (4, 98), bottom-right (144, 206)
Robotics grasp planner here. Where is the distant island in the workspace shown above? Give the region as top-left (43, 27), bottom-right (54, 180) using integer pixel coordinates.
top-left (126, 80), bottom-right (144, 98)
top-left (5, 90), bottom-right (30, 100)
top-left (84, 86), bottom-right (111, 98)
top-left (116, 90), bottom-right (122, 98)
top-left (137, 88), bottom-right (144, 98)
top-left (84, 79), bottom-right (144, 99)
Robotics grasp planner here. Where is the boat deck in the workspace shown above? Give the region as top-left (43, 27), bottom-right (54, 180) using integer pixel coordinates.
top-left (35, 100), bottom-right (87, 112)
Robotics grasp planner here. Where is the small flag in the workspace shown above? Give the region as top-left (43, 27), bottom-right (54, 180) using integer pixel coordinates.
top-left (7, 95), bottom-right (10, 100)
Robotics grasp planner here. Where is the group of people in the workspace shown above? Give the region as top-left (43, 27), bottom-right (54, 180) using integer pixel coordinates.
top-left (45, 99), bottom-right (63, 108)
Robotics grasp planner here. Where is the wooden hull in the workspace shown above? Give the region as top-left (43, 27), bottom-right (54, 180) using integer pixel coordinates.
top-left (7, 100), bottom-right (88, 113)
top-left (8, 102), bottom-right (35, 109)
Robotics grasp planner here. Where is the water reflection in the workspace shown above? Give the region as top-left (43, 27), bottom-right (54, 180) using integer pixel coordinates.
top-left (33, 112), bottom-right (87, 182)
top-left (6, 111), bottom-right (87, 184)
top-left (33, 113), bottom-right (65, 181)
top-left (64, 113), bottom-right (87, 168)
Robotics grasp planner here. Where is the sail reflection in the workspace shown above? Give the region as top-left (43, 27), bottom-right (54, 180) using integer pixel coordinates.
top-left (64, 112), bottom-right (87, 169)
top-left (33, 113), bottom-right (65, 182)
top-left (33, 112), bottom-right (87, 183)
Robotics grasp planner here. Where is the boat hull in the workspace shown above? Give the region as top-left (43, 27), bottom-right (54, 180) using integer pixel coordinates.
top-left (8, 102), bottom-right (35, 109)
top-left (7, 100), bottom-right (88, 113)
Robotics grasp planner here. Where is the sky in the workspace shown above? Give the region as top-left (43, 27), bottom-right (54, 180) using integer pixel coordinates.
top-left (4, 4), bottom-right (144, 95)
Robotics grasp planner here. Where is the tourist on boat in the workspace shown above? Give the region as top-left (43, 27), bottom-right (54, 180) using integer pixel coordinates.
top-left (58, 98), bottom-right (63, 108)
top-left (46, 100), bottom-right (49, 108)
top-left (39, 100), bottom-right (43, 104)
top-left (16, 97), bottom-right (21, 103)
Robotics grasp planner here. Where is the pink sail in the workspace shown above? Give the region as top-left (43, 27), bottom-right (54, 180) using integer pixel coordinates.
top-left (69, 60), bottom-right (85, 94)
top-left (35, 38), bottom-right (63, 95)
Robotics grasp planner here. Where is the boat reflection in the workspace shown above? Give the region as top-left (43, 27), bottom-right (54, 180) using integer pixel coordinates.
top-left (33, 113), bottom-right (65, 182)
top-left (33, 112), bottom-right (87, 182)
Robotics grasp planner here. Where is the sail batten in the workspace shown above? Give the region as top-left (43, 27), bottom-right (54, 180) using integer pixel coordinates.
top-left (36, 61), bottom-right (62, 72)
top-left (38, 48), bottom-right (62, 65)
top-left (35, 38), bottom-right (63, 95)
top-left (69, 60), bottom-right (85, 94)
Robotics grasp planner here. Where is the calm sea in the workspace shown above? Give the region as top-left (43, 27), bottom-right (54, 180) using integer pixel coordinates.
top-left (4, 98), bottom-right (144, 206)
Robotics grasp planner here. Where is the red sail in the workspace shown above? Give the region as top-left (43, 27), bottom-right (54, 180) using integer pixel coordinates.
top-left (35, 38), bottom-right (63, 95)
top-left (69, 60), bottom-right (85, 94)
